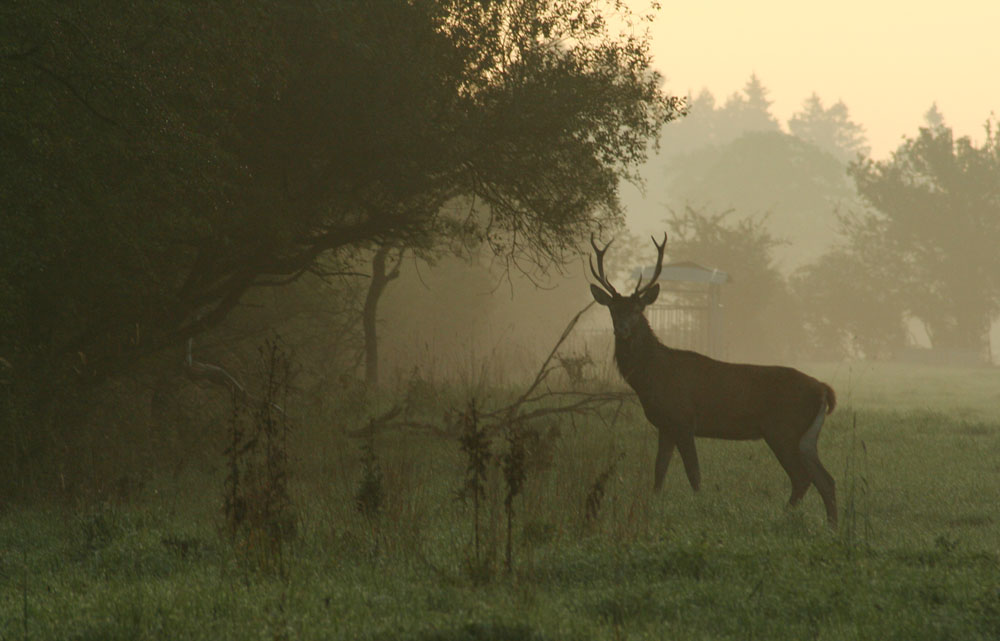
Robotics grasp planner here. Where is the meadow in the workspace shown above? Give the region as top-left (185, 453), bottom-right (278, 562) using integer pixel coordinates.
top-left (1, 360), bottom-right (999, 640)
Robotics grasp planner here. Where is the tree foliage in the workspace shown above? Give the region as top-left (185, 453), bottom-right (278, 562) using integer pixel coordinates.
top-left (719, 73), bottom-right (781, 135)
top-left (793, 109), bottom-right (1000, 361)
top-left (0, 0), bottom-right (682, 382)
top-left (0, 0), bottom-right (684, 489)
top-left (658, 74), bottom-right (780, 156)
top-left (846, 113), bottom-right (1000, 358)
top-left (788, 93), bottom-right (870, 162)
top-left (643, 77), bottom-right (865, 271)
top-left (791, 241), bottom-right (909, 360)
top-left (661, 131), bottom-right (858, 269)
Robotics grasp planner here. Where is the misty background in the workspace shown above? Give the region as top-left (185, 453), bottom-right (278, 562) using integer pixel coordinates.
top-left (373, 79), bottom-right (1000, 376)
top-left (1, 4), bottom-right (999, 637)
top-left (1, 1), bottom-right (998, 493)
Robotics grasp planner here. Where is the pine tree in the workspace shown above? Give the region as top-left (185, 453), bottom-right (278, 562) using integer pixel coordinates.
top-left (788, 93), bottom-right (869, 161)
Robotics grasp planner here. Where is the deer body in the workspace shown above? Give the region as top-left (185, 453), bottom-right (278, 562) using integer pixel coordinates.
top-left (590, 235), bottom-right (838, 527)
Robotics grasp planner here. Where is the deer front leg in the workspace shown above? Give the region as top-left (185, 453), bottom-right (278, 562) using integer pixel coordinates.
top-left (675, 431), bottom-right (701, 492)
top-left (653, 428), bottom-right (675, 491)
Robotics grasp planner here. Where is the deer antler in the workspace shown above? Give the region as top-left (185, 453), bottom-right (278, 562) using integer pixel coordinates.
top-left (634, 233), bottom-right (667, 295)
top-left (589, 234), bottom-right (619, 296)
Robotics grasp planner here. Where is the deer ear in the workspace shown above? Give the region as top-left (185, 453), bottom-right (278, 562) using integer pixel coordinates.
top-left (638, 283), bottom-right (660, 306)
top-left (590, 284), bottom-right (613, 306)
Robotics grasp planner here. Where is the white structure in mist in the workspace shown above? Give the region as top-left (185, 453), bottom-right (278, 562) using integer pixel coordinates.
top-left (574, 261), bottom-right (730, 365)
top-left (635, 261), bottom-right (730, 358)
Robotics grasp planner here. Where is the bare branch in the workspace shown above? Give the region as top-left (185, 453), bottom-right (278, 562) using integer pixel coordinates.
top-left (28, 60), bottom-right (120, 127)
top-left (183, 338), bottom-right (285, 415)
top-left (346, 301), bottom-right (612, 440)
top-left (509, 301), bottom-right (596, 414)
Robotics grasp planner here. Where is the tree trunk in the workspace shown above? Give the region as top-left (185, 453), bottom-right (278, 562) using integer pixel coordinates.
top-left (363, 246), bottom-right (403, 390)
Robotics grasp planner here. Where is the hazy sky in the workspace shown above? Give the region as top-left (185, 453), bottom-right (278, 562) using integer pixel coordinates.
top-left (636, 0), bottom-right (1000, 157)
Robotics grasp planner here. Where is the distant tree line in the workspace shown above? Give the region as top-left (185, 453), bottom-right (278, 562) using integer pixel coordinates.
top-left (646, 78), bottom-right (999, 363)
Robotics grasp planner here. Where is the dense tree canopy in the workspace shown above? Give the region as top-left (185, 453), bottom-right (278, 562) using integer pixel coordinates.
top-left (788, 109), bottom-right (1000, 361)
top-left (0, 0), bottom-right (682, 384)
top-left (846, 115), bottom-right (1000, 358)
top-left (792, 243), bottom-right (909, 360)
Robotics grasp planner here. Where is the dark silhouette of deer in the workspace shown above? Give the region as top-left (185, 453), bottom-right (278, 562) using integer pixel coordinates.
top-left (589, 234), bottom-right (838, 527)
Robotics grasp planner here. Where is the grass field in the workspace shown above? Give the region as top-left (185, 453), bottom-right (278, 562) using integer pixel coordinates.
top-left (1, 361), bottom-right (999, 640)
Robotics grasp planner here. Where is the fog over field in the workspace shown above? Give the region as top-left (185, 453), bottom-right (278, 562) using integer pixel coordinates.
top-left (1, 2), bottom-right (998, 639)
top-left (375, 0), bottom-right (1000, 374)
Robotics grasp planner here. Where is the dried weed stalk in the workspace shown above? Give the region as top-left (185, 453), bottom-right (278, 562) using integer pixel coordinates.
top-left (222, 338), bottom-right (295, 576)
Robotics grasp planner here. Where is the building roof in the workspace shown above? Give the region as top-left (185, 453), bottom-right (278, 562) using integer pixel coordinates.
top-left (632, 261), bottom-right (731, 284)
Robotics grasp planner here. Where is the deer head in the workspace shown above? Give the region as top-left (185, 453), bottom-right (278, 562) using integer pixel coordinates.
top-left (589, 233), bottom-right (667, 340)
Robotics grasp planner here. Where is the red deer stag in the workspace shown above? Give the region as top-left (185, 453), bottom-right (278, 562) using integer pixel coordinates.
top-left (589, 234), bottom-right (838, 527)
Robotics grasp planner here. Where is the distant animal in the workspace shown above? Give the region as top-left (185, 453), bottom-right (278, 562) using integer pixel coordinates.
top-left (589, 234), bottom-right (838, 527)
top-left (556, 352), bottom-right (593, 386)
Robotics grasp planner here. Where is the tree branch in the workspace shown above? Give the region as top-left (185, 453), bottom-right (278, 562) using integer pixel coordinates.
top-left (28, 60), bottom-right (120, 127)
top-left (346, 301), bottom-right (619, 440)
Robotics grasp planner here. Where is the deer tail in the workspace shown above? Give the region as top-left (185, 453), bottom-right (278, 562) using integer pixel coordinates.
top-left (821, 383), bottom-right (836, 414)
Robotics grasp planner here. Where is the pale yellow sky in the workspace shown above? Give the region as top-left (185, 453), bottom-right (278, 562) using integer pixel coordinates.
top-left (636, 0), bottom-right (1000, 157)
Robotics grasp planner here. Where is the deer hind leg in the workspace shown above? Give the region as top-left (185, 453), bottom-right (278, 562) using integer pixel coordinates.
top-left (799, 403), bottom-right (838, 529)
top-left (653, 429), bottom-right (676, 492)
top-left (675, 431), bottom-right (701, 492)
top-left (763, 433), bottom-right (811, 507)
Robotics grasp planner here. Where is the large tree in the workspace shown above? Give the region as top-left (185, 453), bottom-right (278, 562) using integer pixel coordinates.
top-left (846, 112), bottom-right (1000, 359)
top-left (791, 242), bottom-right (909, 360)
top-left (0, 0), bottom-right (683, 483)
top-left (0, 0), bottom-right (681, 382)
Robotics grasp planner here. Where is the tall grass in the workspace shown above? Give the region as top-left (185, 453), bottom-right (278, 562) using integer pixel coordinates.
top-left (222, 339), bottom-right (295, 577)
top-left (840, 412), bottom-right (873, 554)
top-left (1, 363), bottom-right (998, 639)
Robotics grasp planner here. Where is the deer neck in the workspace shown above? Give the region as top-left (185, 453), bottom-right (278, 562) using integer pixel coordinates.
top-left (613, 315), bottom-right (659, 387)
